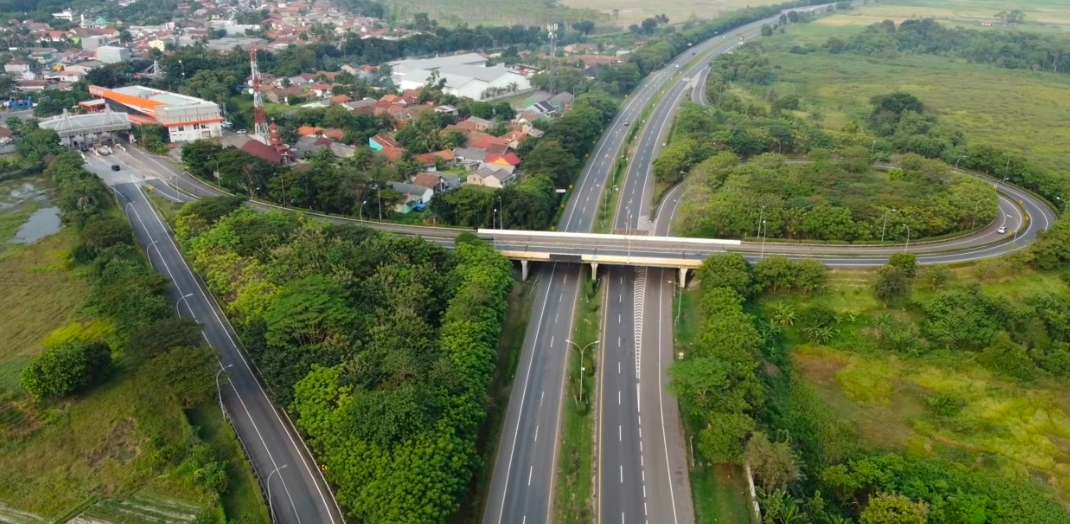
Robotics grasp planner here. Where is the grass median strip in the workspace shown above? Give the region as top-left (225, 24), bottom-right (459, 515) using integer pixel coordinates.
top-left (554, 277), bottom-right (601, 523)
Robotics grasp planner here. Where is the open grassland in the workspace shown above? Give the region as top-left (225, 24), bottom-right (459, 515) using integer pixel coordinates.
top-left (765, 266), bottom-right (1070, 503)
top-left (812, 0), bottom-right (1070, 35)
top-left (0, 229), bottom-right (89, 392)
top-left (560, 0), bottom-right (783, 28)
top-left (381, 0), bottom-right (601, 27)
top-left (759, 34), bottom-right (1070, 178)
top-left (0, 188), bottom-right (267, 523)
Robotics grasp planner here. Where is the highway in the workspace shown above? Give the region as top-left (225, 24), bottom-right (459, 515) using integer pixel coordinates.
top-left (79, 6), bottom-right (1059, 522)
top-left (83, 155), bottom-right (345, 524)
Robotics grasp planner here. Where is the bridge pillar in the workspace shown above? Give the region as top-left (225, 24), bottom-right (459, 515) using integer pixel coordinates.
top-left (520, 259), bottom-right (529, 281)
top-left (590, 263), bottom-right (599, 281)
top-left (678, 267), bottom-right (689, 289)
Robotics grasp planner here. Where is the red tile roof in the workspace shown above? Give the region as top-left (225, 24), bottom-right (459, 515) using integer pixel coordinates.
top-left (240, 139), bottom-right (284, 165)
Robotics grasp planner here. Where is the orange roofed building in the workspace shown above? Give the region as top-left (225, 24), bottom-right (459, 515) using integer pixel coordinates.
top-left (88, 84), bottom-right (223, 143)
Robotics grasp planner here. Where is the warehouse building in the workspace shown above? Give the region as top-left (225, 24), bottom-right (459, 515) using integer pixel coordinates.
top-left (88, 85), bottom-right (223, 143)
top-left (388, 53), bottom-right (532, 100)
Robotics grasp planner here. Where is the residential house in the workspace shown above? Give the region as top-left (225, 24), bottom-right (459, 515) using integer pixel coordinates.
top-left (388, 181), bottom-right (433, 213)
top-left (467, 164), bottom-right (516, 189)
top-left (298, 126), bottom-right (346, 142)
top-left (415, 149), bottom-right (455, 167)
top-left (452, 146), bottom-right (487, 166)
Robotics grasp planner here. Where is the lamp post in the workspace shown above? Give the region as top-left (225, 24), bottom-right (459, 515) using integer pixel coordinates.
top-left (266, 464), bottom-right (288, 524)
top-left (760, 219), bottom-right (768, 259)
top-left (566, 338), bottom-right (600, 405)
top-left (359, 199), bottom-right (367, 221)
top-left (904, 225), bottom-right (911, 252)
top-left (498, 194), bottom-right (504, 229)
top-left (756, 205), bottom-right (766, 239)
top-left (880, 208), bottom-right (895, 243)
top-left (214, 363), bottom-right (234, 419)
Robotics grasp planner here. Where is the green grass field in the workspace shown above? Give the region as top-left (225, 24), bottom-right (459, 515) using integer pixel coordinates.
top-left (380, 0), bottom-right (601, 27)
top-left (765, 266), bottom-right (1070, 504)
top-left (561, 0), bottom-right (784, 28)
top-left (757, 25), bottom-right (1070, 178)
top-left (812, 0), bottom-right (1070, 35)
top-left (0, 178), bottom-right (268, 522)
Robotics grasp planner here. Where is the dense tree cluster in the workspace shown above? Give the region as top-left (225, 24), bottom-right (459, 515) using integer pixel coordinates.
top-left (674, 254), bottom-right (826, 464)
top-left (677, 150), bottom-right (997, 242)
top-left (177, 200), bottom-right (514, 522)
top-left (830, 18), bottom-right (1070, 75)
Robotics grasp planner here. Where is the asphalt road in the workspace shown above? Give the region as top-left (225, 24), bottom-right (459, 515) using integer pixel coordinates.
top-left (83, 154), bottom-right (345, 524)
top-left (596, 18), bottom-right (775, 524)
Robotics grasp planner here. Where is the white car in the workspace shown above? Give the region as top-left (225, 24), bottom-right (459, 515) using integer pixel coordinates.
top-left (997, 226), bottom-right (1008, 234)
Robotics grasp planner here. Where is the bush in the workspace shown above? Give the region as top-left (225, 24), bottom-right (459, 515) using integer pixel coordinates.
top-left (21, 342), bottom-right (112, 400)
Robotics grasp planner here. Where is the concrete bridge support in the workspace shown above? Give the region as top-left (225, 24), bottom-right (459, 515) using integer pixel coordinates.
top-left (678, 267), bottom-right (689, 288)
top-left (590, 262), bottom-right (599, 281)
top-left (520, 259), bottom-right (529, 281)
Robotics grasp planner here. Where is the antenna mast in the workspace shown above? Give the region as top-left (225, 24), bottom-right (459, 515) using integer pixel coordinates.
top-left (250, 47), bottom-right (269, 144)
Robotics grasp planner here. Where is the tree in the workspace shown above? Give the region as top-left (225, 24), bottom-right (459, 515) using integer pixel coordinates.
top-left (572, 20), bottom-right (595, 35)
top-left (21, 341), bottom-right (112, 400)
top-left (978, 332), bottom-right (1037, 381)
top-left (699, 253), bottom-right (753, 298)
top-left (16, 127), bottom-right (62, 165)
top-left (888, 253), bottom-right (917, 278)
top-left (522, 139), bottom-right (578, 187)
top-left (860, 493), bottom-right (929, 524)
top-left (699, 412), bottom-right (754, 463)
top-left (874, 265), bottom-right (911, 305)
top-left (1029, 218), bottom-right (1070, 271)
top-left (745, 431), bottom-right (801, 492)
top-left (923, 288), bottom-right (1000, 351)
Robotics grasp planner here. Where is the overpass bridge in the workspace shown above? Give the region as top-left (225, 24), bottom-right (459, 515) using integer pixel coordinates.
top-left (478, 228), bottom-right (740, 286)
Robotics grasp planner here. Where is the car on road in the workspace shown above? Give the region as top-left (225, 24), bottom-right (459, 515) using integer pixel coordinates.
top-left (998, 226), bottom-right (1007, 234)
top-left (111, 164), bottom-right (120, 171)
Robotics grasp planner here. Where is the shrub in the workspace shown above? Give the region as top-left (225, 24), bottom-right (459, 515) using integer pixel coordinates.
top-left (21, 342), bottom-right (112, 400)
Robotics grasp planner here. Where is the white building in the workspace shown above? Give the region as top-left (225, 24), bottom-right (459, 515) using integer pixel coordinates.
top-left (388, 53), bottom-right (532, 100)
top-left (88, 85), bottom-right (223, 143)
top-left (96, 46), bottom-right (131, 64)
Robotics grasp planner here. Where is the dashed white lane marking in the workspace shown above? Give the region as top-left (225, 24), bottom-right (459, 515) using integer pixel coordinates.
top-left (620, 465), bottom-right (624, 484)
top-left (555, 312), bottom-right (559, 323)
top-left (539, 390), bottom-right (544, 406)
top-left (618, 424), bottom-right (622, 441)
top-left (534, 424), bottom-right (539, 443)
top-left (550, 336), bottom-right (555, 347)
top-left (618, 390), bottom-right (622, 405)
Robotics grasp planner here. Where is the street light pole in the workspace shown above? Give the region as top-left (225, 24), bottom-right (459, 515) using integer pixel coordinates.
top-left (881, 208), bottom-right (894, 243)
top-left (498, 194), bottom-right (504, 229)
top-left (756, 205), bottom-right (766, 239)
top-left (904, 225), bottom-right (911, 252)
top-left (760, 219), bottom-right (767, 259)
top-left (566, 338), bottom-right (600, 405)
top-left (266, 464), bottom-right (287, 524)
